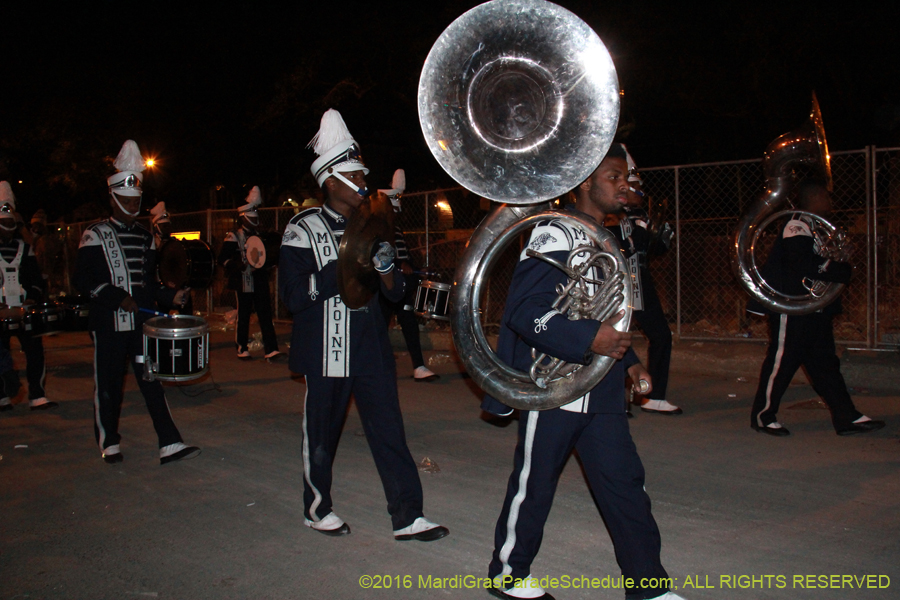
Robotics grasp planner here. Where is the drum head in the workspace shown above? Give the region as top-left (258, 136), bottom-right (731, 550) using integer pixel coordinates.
top-left (245, 236), bottom-right (267, 269)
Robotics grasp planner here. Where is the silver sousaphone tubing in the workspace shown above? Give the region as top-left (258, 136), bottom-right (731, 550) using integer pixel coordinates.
top-left (418, 0), bottom-right (627, 410)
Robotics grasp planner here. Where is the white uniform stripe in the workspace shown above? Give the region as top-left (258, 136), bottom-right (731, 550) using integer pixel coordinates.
top-left (92, 334), bottom-right (107, 451)
top-left (759, 313), bottom-right (788, 427)
top-left (301, 384), bottom-right (325, 520)
top-left (498, 410), bottom-right (540, 577)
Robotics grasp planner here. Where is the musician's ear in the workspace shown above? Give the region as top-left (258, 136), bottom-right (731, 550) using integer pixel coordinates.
top-left (578, 178), bottom-right (592, 191)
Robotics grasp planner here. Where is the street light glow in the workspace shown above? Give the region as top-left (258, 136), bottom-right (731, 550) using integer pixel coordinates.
top-left (145, 158), bottom-right (156, 168)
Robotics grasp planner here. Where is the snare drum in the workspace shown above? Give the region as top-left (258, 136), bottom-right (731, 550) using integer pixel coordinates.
top-left (244, 233), bottom-right (281, 270)
top-left (158, 239), bottom-right (216, 289)
top-left (413, 280), bottom-right (451, 321)
top-left (23, 303), bottom-right (64, 336)
top-left (0, 304), bottom-right (24, 334)
top-left (142, 315), bottom-right (210, 382)
top-left (59, 294), bottom-right (90, 332)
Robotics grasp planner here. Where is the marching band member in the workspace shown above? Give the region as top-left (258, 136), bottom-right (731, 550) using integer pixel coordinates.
top-left (0, 181), bottom-right (55, 411)
top-left (151, 201), bottom-right (193, 316)
top-left (748, 181), bottom-right (885, 436)
top-left (279, 109), bottom-right (448, 541)
top-left (607, 147), bottom-right (679, 415)
top-left (483, 145), bottom-right (683, 600)
top-left (73, 140), bottom-right (200, 465)
top-left (218, 187), bottom-right (282, 362)
top-left (378, 169), bottom-right (439, 382)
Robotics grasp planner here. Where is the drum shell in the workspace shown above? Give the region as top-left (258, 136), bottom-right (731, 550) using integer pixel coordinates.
top-left (59, 295), bottom-right (90, 331)
top-left (0, 305), bottom-right (25, 334)
top-left (143, 315), bottom-right (210, 382)
top-left (244, 233), bottom-right (282, 270)
top-left (158, 239), bottom-right (216, 289)
top-left (413, 280), bottom-right (451, 321)
top-left (23, 303), bottom-right (64, 336)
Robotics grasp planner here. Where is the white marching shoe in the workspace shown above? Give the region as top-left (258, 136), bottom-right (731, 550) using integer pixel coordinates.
top-left (305, 511), bottom-right (350, 536)
top-left (640, 399), bottom-right (683, 415)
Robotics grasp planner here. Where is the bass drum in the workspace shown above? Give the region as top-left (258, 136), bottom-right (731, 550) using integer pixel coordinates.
top-left (244, 233), bottom-right (281, 270)
top-left (158, 239), bottom-right (216, 289)
top-left (142, 315), bottom-right (209, 382)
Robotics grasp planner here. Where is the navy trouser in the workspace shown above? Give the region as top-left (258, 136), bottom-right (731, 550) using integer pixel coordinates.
top-left (235, 287), bottom-right (278, 354)
top-left (633, 272), bottom-right (672, 400)
top-left (90, 330), bottom-right (183, 451)
top-left (1, 330), bottom-right (46, 400)
top-left (488, 410), bottom-right (670, 600)
top-left (379, 273), bottom-right (426, 370)
top-left (302, 369), bottom-right (424, 530)
top-left (751, 312), bottom-right (861, 431)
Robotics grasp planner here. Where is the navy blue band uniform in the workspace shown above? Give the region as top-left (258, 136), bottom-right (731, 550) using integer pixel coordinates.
top-left (74, 218), bottom-right (185, 453)
top-left (379, 224), bottom-right (428, 371)
top-left (608, 210), bottom-right (673, 402)
top-left (482, 207), bottom-right (671, 599)
top-left (0, 238), bottom-right (47, 402)
top-left (218, 227), bottom-right (279, 356)
top-left (748, 215), bottom-right (861, 431)
top-left (279, 203), bottom-right (428, 531)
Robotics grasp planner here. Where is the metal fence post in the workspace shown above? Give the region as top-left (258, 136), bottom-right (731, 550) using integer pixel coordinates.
top-left (869, 145), bottom-right (877, 348)
top-left (206, 208), bottom-right (213, 315)
top-left (674, 166), bottom-right (681, 338)
top-left (425, 193), bottom-right (431, 268)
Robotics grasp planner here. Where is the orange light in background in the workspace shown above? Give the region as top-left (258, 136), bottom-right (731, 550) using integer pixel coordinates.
top-left (145, 158), bottom-right (157, 168)
top-left (172, 231), bottom-right (201, 241)
top-left (438, 140), bottom-right (449, 152)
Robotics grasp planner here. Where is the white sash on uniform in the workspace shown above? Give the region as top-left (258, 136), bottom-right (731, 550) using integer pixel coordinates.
top-left (286, 211), bottom-right (350, 377)
top-left (94, 223), bottom-right (135, 332)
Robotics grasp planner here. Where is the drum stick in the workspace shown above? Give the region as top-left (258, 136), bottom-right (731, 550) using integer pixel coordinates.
top-left (139, 308), bottom-right (171, 318)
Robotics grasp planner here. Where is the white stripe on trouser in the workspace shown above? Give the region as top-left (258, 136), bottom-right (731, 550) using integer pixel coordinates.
top-left (301, 385), bottom-right (324, 520)
top-left (498, 410), bottom-right (540, 578)
top-left (92, 334), bottom-right (107, 451)
top-left (758, 313), bottom-right (789, 427)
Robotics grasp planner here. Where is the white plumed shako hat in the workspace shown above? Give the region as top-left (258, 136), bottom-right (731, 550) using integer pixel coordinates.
top-left (0, 181), bottom-right (16, 215)
top-left (238, 186), bottom-right (262, 217)
top-left (107, 140), bottom-right (145, 197)
top-left (150, 202), bottom-right (170, 225)
top-left (309, 109), bottom-right (369, 187)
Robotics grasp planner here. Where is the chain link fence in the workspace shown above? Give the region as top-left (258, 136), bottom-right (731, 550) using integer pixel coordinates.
top-left (33, 145), bottom-right (900, 348)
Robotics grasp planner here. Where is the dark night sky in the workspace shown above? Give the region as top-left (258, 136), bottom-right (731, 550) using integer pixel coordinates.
top-left (2, 1), bottom-right (899, 221)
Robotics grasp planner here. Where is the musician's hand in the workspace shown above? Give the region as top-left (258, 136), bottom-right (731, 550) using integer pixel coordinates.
top-left (590, 310), bottom-right (631, 359)
top-left (372, 241), bottom-right (395, 274)
top-left (120, 295), bottom-right (139, 314)
top-left (174, 288), bottom-right (190, 307)
top-left (400, 262), bottom-right (414, 276)
top-left (627, 363), bottom-right (652, 395)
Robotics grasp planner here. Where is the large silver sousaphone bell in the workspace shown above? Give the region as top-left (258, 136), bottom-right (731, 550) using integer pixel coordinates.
top-left (418, 0), bottom-right (629, 410)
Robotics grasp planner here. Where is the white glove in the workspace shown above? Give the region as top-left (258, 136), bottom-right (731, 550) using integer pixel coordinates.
top-left (372, 241), bottom-right (395, 274)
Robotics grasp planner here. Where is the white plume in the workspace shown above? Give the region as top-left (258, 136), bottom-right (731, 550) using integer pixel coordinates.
top-left (246, 186), bottom-right (262, 206)
top-left (114, 140), bottom-right (145, 173)
top-left (0, 181), bottom-right (15, 208)
top-left (309, 109), bottom-right (354, 157)
top-left (391, 169), bottom-right (406, 194)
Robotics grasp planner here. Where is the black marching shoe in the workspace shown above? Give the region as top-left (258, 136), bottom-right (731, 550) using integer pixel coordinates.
top-left (305, 512), bottom-right (351, 536)
top-left (836, 419), bottom-right (885, 436)
top-left (752, 422), bottom-right (791, 437)
top-left (160, 443), bottom-right (201, 465)
top-left (394, 517), bottom-right (449, 542)
top-left (102, 445), bottom-right (124, 464)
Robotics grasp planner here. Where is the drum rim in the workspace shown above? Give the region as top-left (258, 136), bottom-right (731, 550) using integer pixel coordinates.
top-left (143, 315), bottom-right (209, 337)
top-left (420, 280), bottom-right (452, 291)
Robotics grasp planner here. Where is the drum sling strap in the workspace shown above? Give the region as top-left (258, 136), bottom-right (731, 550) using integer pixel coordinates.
top-left (94, 223), bottom-right (135, 332)
top-left (0, 240), bottom-right (26, 307)
top-left (297, 212), bottom-right (350, 377)
top-left (235, 229), bottom-right (254, 293)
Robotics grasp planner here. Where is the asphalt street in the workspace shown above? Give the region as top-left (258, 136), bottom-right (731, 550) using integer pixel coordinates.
top-left (2, 322), bottom-right (898, 600)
